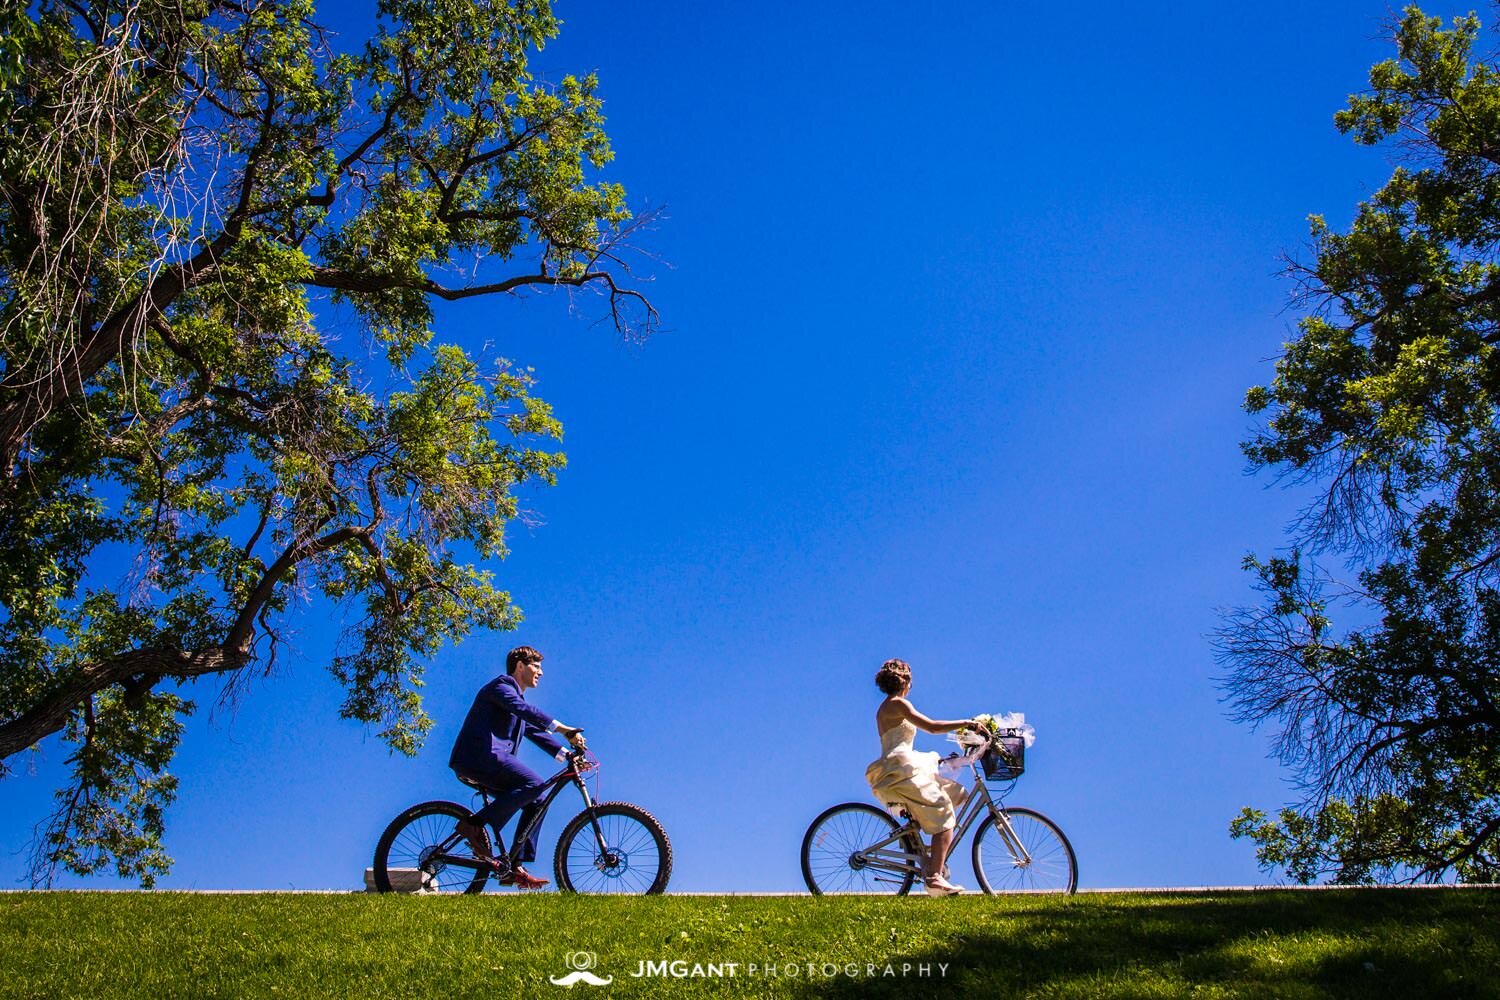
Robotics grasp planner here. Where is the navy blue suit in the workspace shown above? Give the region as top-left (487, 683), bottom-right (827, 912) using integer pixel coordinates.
top-left (449, 673), bottom-right (567, 862)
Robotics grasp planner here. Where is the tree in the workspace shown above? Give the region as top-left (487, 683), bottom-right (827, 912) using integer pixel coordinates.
top-left (0, 0), bottom-right (656, 885)
top-left (1219, 5), bottom-right (1500, 883)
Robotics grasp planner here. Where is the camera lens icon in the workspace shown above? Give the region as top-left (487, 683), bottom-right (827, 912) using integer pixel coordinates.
top-left (565, 951), bottom-right (597, 972)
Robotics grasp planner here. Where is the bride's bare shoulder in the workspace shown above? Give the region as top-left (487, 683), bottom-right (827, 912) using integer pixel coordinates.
top-left (875, 697), bottom-right (914, 726)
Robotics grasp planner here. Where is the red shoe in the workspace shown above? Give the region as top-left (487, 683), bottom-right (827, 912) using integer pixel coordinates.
top-left (500, 867), bottom-right (550, 890)
top-left (455, 819), bottom-right (492, 855)
top-left (455, 819), bottom-right (506, 874)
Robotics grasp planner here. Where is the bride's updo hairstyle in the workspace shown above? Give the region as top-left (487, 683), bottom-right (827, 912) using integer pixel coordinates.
top-left (875, 658), bottom-right (911, 695)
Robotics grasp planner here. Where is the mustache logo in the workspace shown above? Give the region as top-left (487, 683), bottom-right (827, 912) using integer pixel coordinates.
top-left (548, 970), bottom-right (614, 987)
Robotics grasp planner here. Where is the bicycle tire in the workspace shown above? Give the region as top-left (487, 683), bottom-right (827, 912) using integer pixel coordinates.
top-left (553, 801), bottom-right (672, 894)
top-left (372, 800), bottom-right (490, 894)
top-left (801, 802), bottom-right (921, 895)
top-left (971, 805), bottom-right (1077, 894)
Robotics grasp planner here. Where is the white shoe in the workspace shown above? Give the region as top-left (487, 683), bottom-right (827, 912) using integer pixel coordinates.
top-left (924, 876), bottom-right (964, 896)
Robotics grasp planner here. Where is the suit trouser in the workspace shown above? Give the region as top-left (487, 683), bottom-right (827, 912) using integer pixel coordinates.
top-left (453, 755), bottom-right (548, 863)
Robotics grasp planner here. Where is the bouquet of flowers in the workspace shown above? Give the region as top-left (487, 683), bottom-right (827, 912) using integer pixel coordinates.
top-left (951, 711), bottom-right (1036, 749)
top-left (944, 712), bottom-right (1036, 780)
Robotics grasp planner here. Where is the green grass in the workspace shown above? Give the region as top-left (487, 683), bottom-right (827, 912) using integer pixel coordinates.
top-left (1, 890), bottom-right (1496, 999)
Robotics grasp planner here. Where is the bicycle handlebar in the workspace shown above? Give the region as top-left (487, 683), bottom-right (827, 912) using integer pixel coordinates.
top-left (566, 744), bottom-right (597, 772)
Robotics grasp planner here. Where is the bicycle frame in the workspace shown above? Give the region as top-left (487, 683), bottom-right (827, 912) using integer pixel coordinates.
top-left (435, 759), bottom-right (598, 874)
top-left (507, 761), bottom-right (597, 863)
top-left (855, 763), bottom-right (1031, 882)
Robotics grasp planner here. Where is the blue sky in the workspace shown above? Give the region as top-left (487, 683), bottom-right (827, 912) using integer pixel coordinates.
top-left (2, 0), bottom-right (1415, 891)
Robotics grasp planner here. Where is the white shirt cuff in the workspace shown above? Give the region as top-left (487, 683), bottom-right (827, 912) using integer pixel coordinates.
top-left (548, 720), bottom-right (560, 732)
top-left (555, 749), bottom-right (570, 761)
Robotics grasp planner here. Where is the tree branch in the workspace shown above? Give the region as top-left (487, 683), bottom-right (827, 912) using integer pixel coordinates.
top-left (305, 264), bottom-right (639, 302)
top-left (0, 647), bottom-right (246, 761)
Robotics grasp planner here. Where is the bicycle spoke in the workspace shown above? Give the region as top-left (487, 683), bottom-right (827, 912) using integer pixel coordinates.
top-left (973, 808), bottom-right (1075, 894)
top-left (374, 802), bottom-right (489, 894)
top-left (801, 804), bottom-right (918, 894)
top-left (560, 808), bottom-right (665, 894)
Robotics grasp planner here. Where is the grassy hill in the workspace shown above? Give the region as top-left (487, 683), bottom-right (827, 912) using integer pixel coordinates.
top-left (1, 889), bottom-right (1496, 999)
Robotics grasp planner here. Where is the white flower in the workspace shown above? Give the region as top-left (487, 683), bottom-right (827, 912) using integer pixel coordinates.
top-left (950, 711), bottom-right (1037, 748)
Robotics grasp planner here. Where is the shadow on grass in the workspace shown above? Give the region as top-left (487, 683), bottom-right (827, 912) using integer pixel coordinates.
top-left (804, 890), bottom-right (1500, 1000)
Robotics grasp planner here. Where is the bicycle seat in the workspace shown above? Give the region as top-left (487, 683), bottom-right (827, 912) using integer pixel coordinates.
top-left (455, 773), bottom-right (495, 795)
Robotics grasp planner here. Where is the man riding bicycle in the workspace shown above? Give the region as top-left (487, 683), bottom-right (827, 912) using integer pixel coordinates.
top-left (449, 645), bottom-right (588, 890)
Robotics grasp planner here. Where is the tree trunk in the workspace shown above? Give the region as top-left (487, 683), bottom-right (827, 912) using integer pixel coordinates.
top-left (0, 645), bottom-right (247, 761)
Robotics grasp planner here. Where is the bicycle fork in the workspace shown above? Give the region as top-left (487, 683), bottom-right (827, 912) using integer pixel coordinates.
top-left (574, 777), bottom-right (616, 857)
top-left (986, 805), bottom-right (1034, 867)
top-left (962, 783), bottom-right (1035, 869)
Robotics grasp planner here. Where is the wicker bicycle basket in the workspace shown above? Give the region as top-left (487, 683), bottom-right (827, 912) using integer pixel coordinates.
top-left (980, 729), bottom-right (1026, 780)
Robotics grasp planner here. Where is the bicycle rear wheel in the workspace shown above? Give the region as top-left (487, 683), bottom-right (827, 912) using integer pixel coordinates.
top-left (971, 806), bottom-right (1077, 894)
top-left (553, 801), bottom-right (672, 894)
top-left (372, 800), bottom-right (491, 894)
top-left (801, 802), bottom-right (920, 895)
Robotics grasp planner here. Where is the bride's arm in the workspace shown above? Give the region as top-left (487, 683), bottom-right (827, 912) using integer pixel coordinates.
top-left (890, 698), bottom-right (976, 735)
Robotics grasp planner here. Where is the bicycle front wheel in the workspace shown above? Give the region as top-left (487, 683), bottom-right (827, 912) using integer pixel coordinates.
top-left (372, 800), bottom-right (490, 894)
top-left (801, 802), bottom-right (920, 895)
top-left (971, 806), bottom-right (1077, 894)
top-left (553, 801), bottom-right (672, 894)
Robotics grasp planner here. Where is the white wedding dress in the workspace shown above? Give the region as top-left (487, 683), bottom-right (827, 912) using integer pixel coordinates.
top-left (864, 719), bottom-right (966, 835)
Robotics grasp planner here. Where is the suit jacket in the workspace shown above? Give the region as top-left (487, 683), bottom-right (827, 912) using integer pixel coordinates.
top-left (449, 673), bottom-right (566, 772)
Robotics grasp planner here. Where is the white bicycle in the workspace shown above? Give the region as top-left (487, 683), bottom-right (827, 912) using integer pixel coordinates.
top-left (800, 728), bottom-right (1077, 894)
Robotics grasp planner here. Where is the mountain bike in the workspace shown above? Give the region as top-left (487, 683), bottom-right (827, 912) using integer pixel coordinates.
top-left (800, 728), bottom-right (1076, 894)
top-left (372, 744), bottom-right (672, 894)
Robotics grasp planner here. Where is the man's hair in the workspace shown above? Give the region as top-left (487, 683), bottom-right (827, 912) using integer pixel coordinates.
top-left (506, 645), bottom-right (544, 674)
top-left (875, 658), bottom-right (911, 695)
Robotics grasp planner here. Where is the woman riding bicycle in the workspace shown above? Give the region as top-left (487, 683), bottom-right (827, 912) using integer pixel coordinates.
top-left (865, 658), bottom-right (982, 897)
